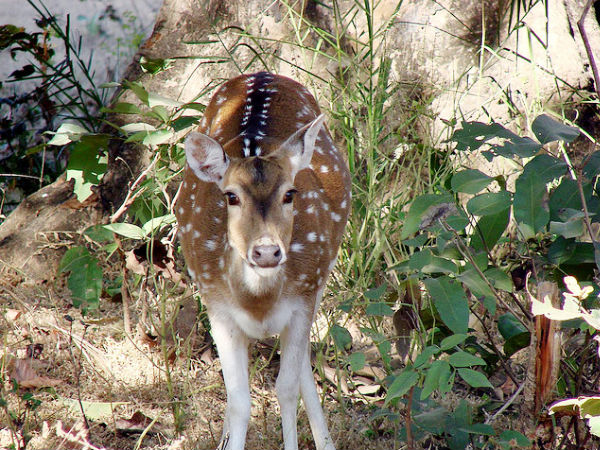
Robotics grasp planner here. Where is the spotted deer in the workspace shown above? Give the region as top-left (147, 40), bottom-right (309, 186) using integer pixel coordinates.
top-left (176, 72), bottom-right (351, 450)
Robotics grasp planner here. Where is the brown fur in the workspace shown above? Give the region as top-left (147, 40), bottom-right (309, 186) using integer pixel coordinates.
top-left (176, 73), bottom-right (351, 321)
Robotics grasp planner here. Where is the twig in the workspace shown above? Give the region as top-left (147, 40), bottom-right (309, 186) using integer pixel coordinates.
top-left (578, 0), bottom-right (600, 99)
top-left (0, 173), bottom-right (43, 180)
top-left (67, 318), bottom-right (90, 430)
top-left (485, 380), bottom-right (525, 424)
top-left (405, 385), bottom-right (414, 450)
top-left (470, 307), bottom-right (520, 386)
top-left (110, 153), bottom-right (160, 223)
top-left (443, 221), bottom-right (532, 328)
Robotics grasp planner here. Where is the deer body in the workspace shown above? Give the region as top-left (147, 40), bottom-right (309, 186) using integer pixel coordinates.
top-left (176, 72), bottom-right (351, 450)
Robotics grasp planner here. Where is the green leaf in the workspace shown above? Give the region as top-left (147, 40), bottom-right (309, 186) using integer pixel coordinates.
top-left (365, 302), bottom-right (394, 316)
top-left (414, 345), bottom-right (441, 368)
top-left (401, 194), bottom-right (453, 239)
top-left (461, 423), bottom-right (496, 435)
top-left (484, 267), bottom-right (513, 292)
top-left (532, 114), bottom-right (580, 144)
top-left (124, 131), bottom-right (151, 143)
top-left (470, 207), bottom-right (510, 251)
top-left (330, 324), bottom-right (352, 350)
top-left (423, 277), bottom-right (469, 334)
top-left (440, 334), bottom-right (468, 351)
top-left (583, 151), bottom-right (600, 181)
top-left (147, 92), bottom-right (183, 108)
top-left (172, 115), bottom-right (200, 132)
top-left (66, 140), bottom-right (108, 201)
top-left (121, 122), bottom-right (157, 133)
top-left (439, 367), bottom-right (455, 393)
top-left (513, 172), bottom-right (549, 236)
top-left (498, 430), bottom-right (531, 448)
top-left (522, 154), bottom-right (568, 183)
top-left (458, 268), bottom-right (494, 299)
top-left (347, 352), bottom-right (366, 372)
top-left (408, 249), bottom-right (458, 274)
top-left (46, 122), bottom-right (89, 146)
top-left (451, 121), bottom-right (514, 151)
top-left (364, 283), bottom-right (387, 300)
top-left (61, 398), bottom-right (128, 421)
top-left (84, 225), bottom-right (116, 243)
top-left (413, 407), bottom-right (448, 434)
top-left (123, 80), bottom-right (149, 105)
top-left (466, 191), bottom-right (511, 216)
top-left (421, 360), bottom-right (451, 400)
top-left (101, 102), bottom-right (141, 114)
top-left (457, 368), bottom-right (493, 388)
top-left (449, 351), bottom-right (486, 368)
top-left (550, 218), bottom-right (585, 239)
top-left (141, 214), bottom-right (176, 236)
top-left (103, 223), bottom-right (145, 239)
top-left (59, 247), bottom-right (102, 311)
top-left (142, 129), bottom-right (174, 146)
top-left (140, 56), bottom-right (174, 75)
top-left (385, 369), bottom-right (419, 405)
top-left (547, 237), bottom-right (577, 265)
top-left (495, 135), bottom-right (541, 158)
top-left (498, 313), bottom-right (531, 358)
top-left (451, 169), bottom-right (493, 194)
top-left (549, 179), bottom-right (585, 221)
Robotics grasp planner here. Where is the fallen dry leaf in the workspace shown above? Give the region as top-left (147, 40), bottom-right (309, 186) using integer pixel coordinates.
top-left (115, 411), bottom-right (163, 435)
top-left (26, 343), bottom-right (44, 359)
top-left (5, 309), bottom-right (22, 322)
top-left (127, 239), bottom-right (182, 283)
top-left (54, 420), bottom-right (106, 450)
top-left (10, 358), bottom-right (63, 388)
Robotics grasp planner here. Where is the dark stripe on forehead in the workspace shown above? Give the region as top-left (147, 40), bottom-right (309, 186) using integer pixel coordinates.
top-left (251, 158), bottom-right (266, 184)
top-left (240, 72), bottom-right (276, 158)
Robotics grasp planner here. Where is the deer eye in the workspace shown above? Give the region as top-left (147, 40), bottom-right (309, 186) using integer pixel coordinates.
top-left (225, 192), bottom-right (240, 206)
top-left (283, 189), bottom-right (297, 204)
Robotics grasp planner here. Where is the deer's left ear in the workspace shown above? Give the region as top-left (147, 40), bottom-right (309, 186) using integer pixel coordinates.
top-left (278, 114), bottom-right (326, 178)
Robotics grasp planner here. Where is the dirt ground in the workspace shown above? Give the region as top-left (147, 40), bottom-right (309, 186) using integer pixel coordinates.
top-left (0, 264), bottom-right (397, 450)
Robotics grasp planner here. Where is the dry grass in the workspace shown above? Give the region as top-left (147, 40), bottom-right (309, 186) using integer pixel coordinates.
top-left (0, 265), bottom-right (397, 450)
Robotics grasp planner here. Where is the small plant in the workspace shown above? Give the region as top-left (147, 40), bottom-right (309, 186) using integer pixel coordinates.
top-left (380, 113), bottom-right (598, 448)
top-left (0, 0), bottom-right (113, 217)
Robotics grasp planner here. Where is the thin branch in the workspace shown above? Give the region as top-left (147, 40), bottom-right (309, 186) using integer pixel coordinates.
top-left (110, 153), bottom-right (160, 223)
top-left (578, 0), bottom-right (600, 98)
top-left (486, 380), bottom-right (525, 424)
top-left (470, 306), bottom-right (520, 386)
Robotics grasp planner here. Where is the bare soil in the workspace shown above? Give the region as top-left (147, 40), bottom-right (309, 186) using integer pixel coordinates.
top-left (0, 263), bottom-right (397, 450)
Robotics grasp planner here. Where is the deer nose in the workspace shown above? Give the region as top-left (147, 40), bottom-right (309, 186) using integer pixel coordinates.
top-left (251, 245), bottom-right (282, 268)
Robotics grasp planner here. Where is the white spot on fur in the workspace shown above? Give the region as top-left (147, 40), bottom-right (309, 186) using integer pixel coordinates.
top-left (331, 212), bottom-right (341, 222)
top-left (320, 165), bottom-right (329, 173)
top-left (205, 240), bottom-right (217, 251)
top-left (307, 232), bottom-right (317, 242)
top-left (291, 242), bottom-right (304, 252)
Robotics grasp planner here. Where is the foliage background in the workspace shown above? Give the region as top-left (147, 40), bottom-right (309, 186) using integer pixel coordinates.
top-left (1, 1), bottom-right (600, 449)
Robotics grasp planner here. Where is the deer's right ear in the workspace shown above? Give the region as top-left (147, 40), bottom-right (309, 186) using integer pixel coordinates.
top-left (185, 132), bottom-right (230, 186)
